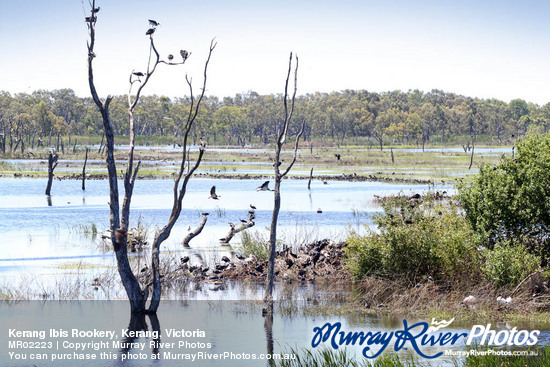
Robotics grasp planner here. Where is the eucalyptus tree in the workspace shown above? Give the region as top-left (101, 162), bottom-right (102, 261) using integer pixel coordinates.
top-left (86, 1), bottom-right (215, 314)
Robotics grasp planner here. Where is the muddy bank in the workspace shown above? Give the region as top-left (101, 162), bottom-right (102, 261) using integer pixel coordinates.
top-left (4, 171), bottom-right (437, 185)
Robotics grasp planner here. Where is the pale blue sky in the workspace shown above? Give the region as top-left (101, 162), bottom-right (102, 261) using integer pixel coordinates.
top-left (1, 0), bottom-right (550, 104)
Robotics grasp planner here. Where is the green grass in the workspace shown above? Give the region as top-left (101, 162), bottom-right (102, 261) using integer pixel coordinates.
top-left (275, 345), bottom-right (550, 367)
top-left (462, 345), bottom-right (550, 367)
top-left (1, 142), bottom-right (510, 183)
top-left (276, 347), bottom-right (422, 367)
top-left (240, 230), bottom-right (269, 261)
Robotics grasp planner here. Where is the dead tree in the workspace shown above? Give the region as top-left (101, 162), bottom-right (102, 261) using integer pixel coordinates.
top-left (45, 152), bottom-right (58, 196)
top-left (265, 53), bottom-right (305, 306)
top-left (148, 43), bottom-right (215, 312)
top-left (86, 0), bottom-right (215, 314)
top-left (182, 214), bottom-right (209, 248)
top-left (82, 147), bottom-right (88, 190)
top-left (218, 210), bottom-right (256, 244)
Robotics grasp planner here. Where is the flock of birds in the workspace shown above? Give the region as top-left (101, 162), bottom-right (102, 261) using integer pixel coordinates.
top-left (88, 12), bottom-right (190, 78)
top-left (208, 181), bottom-right (272, 201)
top-left (145, 19), bottom-right (189, 62)
top-left (129, 19), bottom-right (189, 82)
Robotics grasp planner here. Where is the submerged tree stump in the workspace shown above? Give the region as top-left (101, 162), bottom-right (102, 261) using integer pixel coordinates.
top-left (82, 147), bottom-right (88, 190)
top-left (219, 210), bottom-right (256, 244)
top-left (45, 152), bottom-right (58, 196)
top-left (182, 214), bottom-right (208, 248)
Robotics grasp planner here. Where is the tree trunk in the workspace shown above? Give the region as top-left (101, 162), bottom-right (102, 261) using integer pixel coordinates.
top-left (266, 173), bottom-right (281, 303)
top-left (82, 147), bottom-right (88, 190)
top-left (98, 132), bottom-right (104, 154)
top-left (45, 152), bottom-right (58, 196)
top-left (182, 215), bottom-right (208, 247)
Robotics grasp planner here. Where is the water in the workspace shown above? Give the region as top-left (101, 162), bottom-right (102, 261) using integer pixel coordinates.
top-left (0, 177), bottom-right (441, 286)
top-left (0, 301), bottom-right (547, 367)
top-left (1, 176), bottom-right (548, 366)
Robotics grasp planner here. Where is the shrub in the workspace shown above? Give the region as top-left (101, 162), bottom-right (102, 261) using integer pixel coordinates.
top-left (458, 133), bottom-right (550, 255)
top-left (482, 243), bottom-right (540, 287)
top-left (240, 230), bottom-right (270, 261)
top-left (346, 195), bottom-right (480, 284)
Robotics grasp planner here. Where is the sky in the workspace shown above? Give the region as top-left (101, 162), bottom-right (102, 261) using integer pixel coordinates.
top-left (1, 0), bottom-right (550, 104)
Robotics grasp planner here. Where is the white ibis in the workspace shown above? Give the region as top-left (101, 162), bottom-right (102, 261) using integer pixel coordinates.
top-left (209, 186), bottom-right (220, 200)
top-left (497, 296), bottom-right (512, 305)
top-left (256, 181), bottom-right (272, 191)
top-left (462, 295), bottom-right (476, 305)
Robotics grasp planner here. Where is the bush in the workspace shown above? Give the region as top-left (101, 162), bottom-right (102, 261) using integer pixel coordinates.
top-left (240, 230), bottom-right (269, 261)
top-left (458, 133), bottom-right (550, 255)
top-left (346, 195), bottom-right (480, 284)
top-left (482, 243), bottom-right (540, 287)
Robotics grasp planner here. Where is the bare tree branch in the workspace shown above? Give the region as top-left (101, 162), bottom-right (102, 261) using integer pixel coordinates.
top-left (148, 40), bottom-right (216, 313)
top-left (281, 119), bottom-right (305, 178)
top-left (182, 215), bottom-right (209, 248)
top-left (265, 53), bottom-right (303, 307)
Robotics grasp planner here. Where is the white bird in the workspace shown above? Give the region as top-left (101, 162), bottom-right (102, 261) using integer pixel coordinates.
top-left (209, 186), bottom-right (220, 200)
top-left (256, 181), bottom-right (272, 191)
top-left (497, 296), bottom-right (512, 305)
top-left (462, 295), bottom-right (476, 305)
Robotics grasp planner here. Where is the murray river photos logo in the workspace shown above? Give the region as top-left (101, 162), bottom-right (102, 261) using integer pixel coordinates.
top-left (311, 318), bottom-right (540, 359)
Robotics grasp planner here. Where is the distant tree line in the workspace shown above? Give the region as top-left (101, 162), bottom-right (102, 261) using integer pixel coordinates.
top-left (1, 88), bottom-right (549, 153)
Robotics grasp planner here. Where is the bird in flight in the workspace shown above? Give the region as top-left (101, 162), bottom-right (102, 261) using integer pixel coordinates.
top-left (250, 204), bottom-right (257, 210)
top-left (148, 19), bottom-right (160, 27)
top-left (257, 181), bottom-right (272, 191)
top-left (209, 186), bottom-right (220, 200)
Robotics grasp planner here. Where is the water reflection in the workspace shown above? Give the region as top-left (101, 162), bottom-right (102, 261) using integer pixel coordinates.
top-left (0, 301), bottom-right (547, 367)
